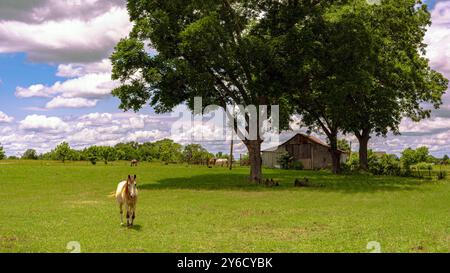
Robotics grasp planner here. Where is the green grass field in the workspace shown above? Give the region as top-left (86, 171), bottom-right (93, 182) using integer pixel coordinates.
top-left (1, 160), bottom-right (450, 253)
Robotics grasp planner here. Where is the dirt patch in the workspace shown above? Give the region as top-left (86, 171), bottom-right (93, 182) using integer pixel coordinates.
top-left (127, 248), bottom-right (146, 253)
top-left (66, 200), bottom-right (103, 207)
top-left (239, 209), bottom-right (277, 217)
top-left (411, 245), bottom-right (426, 252)
top-left (0, 236), bottom-right (18, 250)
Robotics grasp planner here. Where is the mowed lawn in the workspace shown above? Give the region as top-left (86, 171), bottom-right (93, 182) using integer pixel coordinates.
top-left (1, 160), bottom-right (450, 253)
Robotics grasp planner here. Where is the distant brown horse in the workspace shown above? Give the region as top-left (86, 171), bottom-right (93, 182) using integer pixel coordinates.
top-left (208, 158), bottom-right (217, 166)
top-left (131, 159), bottom-right (138, 167)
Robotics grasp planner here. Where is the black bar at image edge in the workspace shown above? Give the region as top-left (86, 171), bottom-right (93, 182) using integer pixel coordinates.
top-left (0, 253), bottom-right (443, 271)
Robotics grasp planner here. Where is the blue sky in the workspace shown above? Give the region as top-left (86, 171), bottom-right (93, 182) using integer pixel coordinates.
top-left (0, 53), bottom-right (137, 119)
top-left (0, 0), bottom-right (449, 157)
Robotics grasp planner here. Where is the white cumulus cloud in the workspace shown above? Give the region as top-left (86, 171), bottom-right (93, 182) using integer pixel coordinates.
top-left (46, 96), bottom-right (98, 109)
top-left (16, 72), bottom-right (116, 100)
top-left (19, 115), bottom-right (69, 133)
top-left (0, 7), bottom-right (132, 63)
top-left (0, 111), bottom-right (14, 123)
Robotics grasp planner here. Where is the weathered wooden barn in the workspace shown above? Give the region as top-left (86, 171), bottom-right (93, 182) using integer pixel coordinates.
top-left (262, 134), bottom-right (349, 169)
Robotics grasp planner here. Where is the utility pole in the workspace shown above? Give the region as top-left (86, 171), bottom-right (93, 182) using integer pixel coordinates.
top-left (229, 104), bottom-right (235, 170)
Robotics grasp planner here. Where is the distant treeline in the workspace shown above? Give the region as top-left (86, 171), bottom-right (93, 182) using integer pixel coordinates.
top-left (2, 139), bottom-right (235, 165)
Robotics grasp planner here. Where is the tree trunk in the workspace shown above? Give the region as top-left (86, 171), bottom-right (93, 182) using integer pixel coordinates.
top-left (245, 140), bottom-right (263, 183)
top-left (329, 134), bottom-right (341, 174)
top-left (356, 129), bottom-right (371, 171)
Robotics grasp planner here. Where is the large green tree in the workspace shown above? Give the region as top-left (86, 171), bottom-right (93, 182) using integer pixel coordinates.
top-left (111, 0), bottom-right (331, 182)
top-left (341, 0), bottom-right (448, 170)
top-left (289, 0), bottom-right (447, 173)
top-left (287, 5), bottom-right (361, 173)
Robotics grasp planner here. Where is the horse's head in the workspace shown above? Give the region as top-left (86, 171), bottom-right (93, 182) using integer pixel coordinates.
top-left (127, 175), bottom-right (138, 199)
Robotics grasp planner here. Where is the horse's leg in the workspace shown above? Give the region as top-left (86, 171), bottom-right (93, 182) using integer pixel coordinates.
top-left (131, 208), bottom-right (135, 226)
top-left (119, 203), bottom-right (124, 225)
top-left (126, 205), bottom-right (131, 227)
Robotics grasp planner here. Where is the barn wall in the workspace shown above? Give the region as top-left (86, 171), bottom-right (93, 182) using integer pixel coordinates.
top-left (262, 147), bottom-right (285, 168)
top-left (312, 145), bottom-right (333, 169)
top-left (263, 134), bottom-right (349, 170)
top-left (298, 159), bottom-right (312, 169)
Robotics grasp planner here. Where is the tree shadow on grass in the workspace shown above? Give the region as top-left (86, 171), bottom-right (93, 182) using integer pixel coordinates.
top-left (138, 171), bottom-right (434, 193)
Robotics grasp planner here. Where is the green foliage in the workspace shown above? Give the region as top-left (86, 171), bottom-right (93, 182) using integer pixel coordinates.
top-left (54, 142), bottom-right (72, 163)
top-left (347, 151), bottom-right (401, 176)
top-left (346, 147), bottom-right (443, 178)
top-left (84, 146), bottom-right (100, 165)
top-left (337, 139), bottom-right (351, 153)
top-left (292, 160), bottom-right (304, 171)
top-left (346, 153), bottom-right (360, 172)
top-left (98, 146), bottom-right (117, 165)
top-left (158, 139), bottom-right (183, 163)
top-left (414, 162), bottom-right (434, 171)
top-left (289, 0), bottom-right (447, 173)
top-left (215, 152), bottom-right (229, 159)
top-left (276, 152), bottom-right (303, 170)
top-left (11, 139), bottom-right (212, 164)
top-left (411, 162), bottom-right (435, 178)
top-left (378, 154), bottom-right (402, 176)
top-left (401, 147), bottom-right (430, 170)
top-left (22, 149), bottom-right (39, 160)
top-left (183, 144), bottom-right (212, 165)
top-left (438, 169), bottom-right (447, 180)
top-left (443, 155), bottom-right (450, 165)
top-left (115, 142), bottom-right (139, 161)
top-left (277, 151), bottom-right (293, 170)
top-left (0, 144), bottom-right (5, 160)
top-left (110, 0), bottom-right (332, 181)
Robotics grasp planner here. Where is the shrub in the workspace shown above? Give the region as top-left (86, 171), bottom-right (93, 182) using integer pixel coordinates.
top-left (412, 162), bottom-right (434, 177)
top-left (292, 160), bottom-right (304, 170)
top-left (414, 162), bottom-right (434, 170)
top-left (379, 154), bottom-right (402, 176)
top-left (437, 171), bottom-right (447, 180)
top-left (277, 152), bottom-right (293, 170)
top-left (345, 151), bottom-right (402, 176)
top-left (346, 153), bottom-right (360, 172)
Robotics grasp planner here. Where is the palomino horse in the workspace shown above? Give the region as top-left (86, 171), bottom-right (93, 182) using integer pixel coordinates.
top-left (115, 175), bottom-right (138, 227)
top-left (208, 158), bottom-right (228, 167)
top-left (215, 158), bottom-right (228, 167)
top-left (130, 159), bottom-right (138, 167)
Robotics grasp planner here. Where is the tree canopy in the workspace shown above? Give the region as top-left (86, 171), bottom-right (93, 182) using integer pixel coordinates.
top-left (111, 0), bottom-right (336, 182)
top-left (22, 149), bottom-right (39, 160)
top-left (288, 0), bottom-right (447, 173)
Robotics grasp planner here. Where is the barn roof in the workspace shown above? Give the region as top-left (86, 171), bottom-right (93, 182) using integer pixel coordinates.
top-left (262, 133), bottom-right (348, 154)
